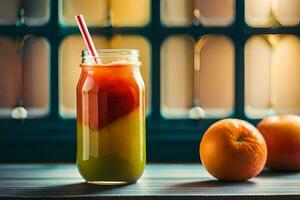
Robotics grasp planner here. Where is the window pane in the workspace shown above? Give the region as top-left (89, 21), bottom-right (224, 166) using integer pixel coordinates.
top-left (245, 36), bottom-right (271, 117)
top-left (0, 36), bottom-right (20, 117)
top-left (245, 35), bottom-right (300, 118)
top-left (23, 37), bottom-right (50, 117)
top-left (0, 0), bottom-right (18, 25)
top-left (245, 0), bottom-right (300, 27)
top-left (60, 0), bottom-right (108, 26)
top-left (23, 0), bottom-right (50, 26)
top-left (272, 0), bottom-right (300, 26)
top-left (110, 0), bottom-right (150, 27)
top-left (110, 35), bottom-right (151, 111)
top-left (194, 35), bottom-right (234, 117)
top-left (245, 0), bottom-right (272, 27)
top-left (160, 0), bottom-right (194, 27)
top-left (195, 0), bottom-right (235, 26)
top-left (0, 36), bottom-right (50, 118)
top-left (59, 35), bottom-right (109, 118)
top-left (161, 36), bottom-right (194, 118)
top-left (271, 36), bottom-right (300, 111)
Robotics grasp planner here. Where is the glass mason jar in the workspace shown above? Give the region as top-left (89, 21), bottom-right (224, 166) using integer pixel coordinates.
top-left (76, 49), bottom-right (146, 185)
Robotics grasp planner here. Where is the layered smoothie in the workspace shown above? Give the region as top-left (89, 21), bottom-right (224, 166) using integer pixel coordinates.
top-left (76, 57), bottom-right (145, 184)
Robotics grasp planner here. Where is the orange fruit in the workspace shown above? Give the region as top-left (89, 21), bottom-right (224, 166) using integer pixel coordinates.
top-left (200, 119), bottom-right (267, 181)
top-left (257, 115), bottom-right (300, 171)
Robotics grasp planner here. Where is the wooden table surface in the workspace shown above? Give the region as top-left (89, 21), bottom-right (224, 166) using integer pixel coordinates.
top-left (0, 163), bottom-right (300, 199)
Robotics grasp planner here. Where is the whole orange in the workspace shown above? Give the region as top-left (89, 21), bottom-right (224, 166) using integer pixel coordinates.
top-left (257, 115), bottom-right (300, 171)
top-left (200, 119), bottom-right (267, 181)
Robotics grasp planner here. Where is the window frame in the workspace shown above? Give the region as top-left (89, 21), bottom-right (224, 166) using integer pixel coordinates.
top-left (0, 0), bottom-right (299, 162)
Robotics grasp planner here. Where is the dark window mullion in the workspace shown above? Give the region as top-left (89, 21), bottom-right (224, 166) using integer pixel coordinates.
top-left (49, 0), bottom-right (59, 120)
top-left (149, 0), bottom-right (162, 124)
top-left (232, 0), bottom-right (245, 119)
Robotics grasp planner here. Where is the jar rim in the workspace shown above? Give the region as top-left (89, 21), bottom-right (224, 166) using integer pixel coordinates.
top-left (82, 49), bottom-right (139, 59)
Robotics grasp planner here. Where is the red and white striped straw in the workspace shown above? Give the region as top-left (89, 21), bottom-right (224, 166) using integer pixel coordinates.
top-left (75, 14), bottom-right (100, 64)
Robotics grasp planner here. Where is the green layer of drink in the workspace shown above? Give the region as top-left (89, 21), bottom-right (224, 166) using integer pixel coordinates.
top-left (77, 108), bottom-right (146, 183)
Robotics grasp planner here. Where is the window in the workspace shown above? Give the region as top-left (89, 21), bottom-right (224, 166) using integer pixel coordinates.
top-left (0, 0), bottom-right (299, 162)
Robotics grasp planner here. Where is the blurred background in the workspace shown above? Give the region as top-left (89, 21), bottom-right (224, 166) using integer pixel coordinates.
top-left (0, 0), bottom-right (299, 162)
